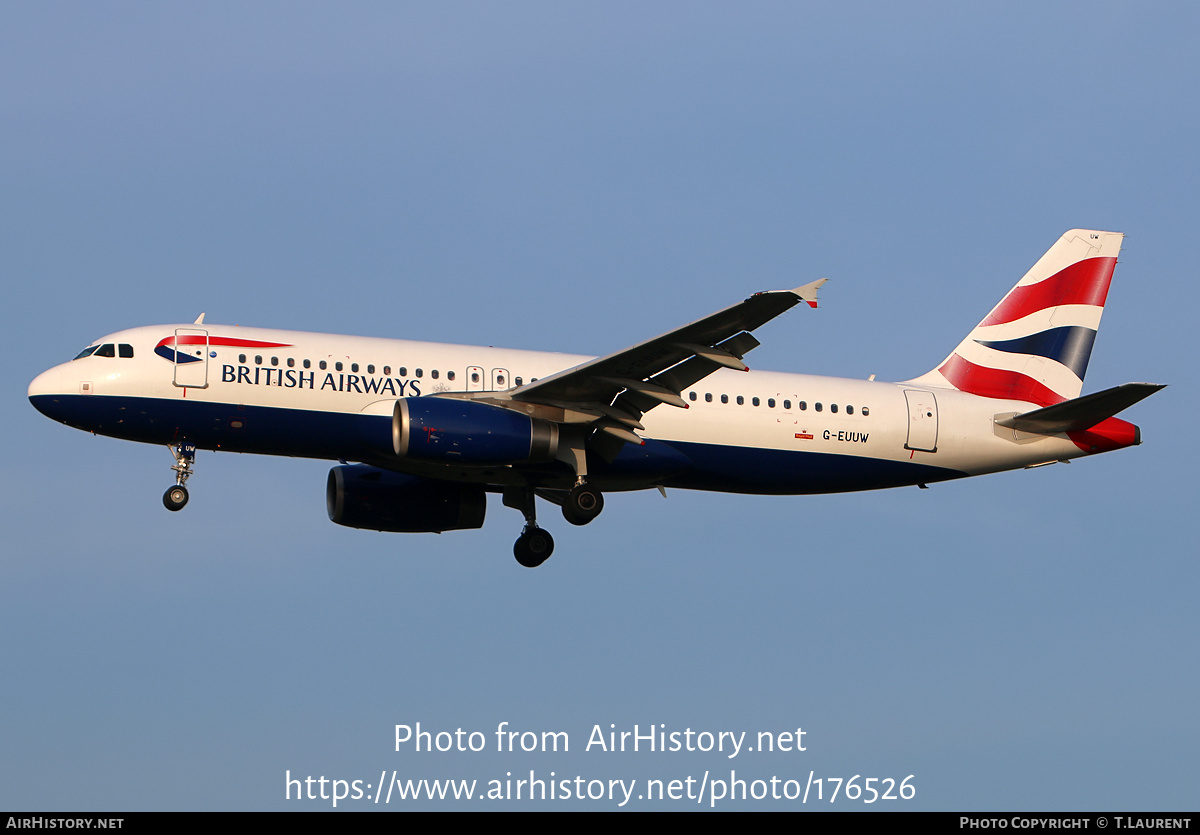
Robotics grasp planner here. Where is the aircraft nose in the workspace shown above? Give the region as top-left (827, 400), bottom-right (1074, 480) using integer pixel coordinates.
top-left (28, 366), bottom-right (67, 419)
top-left (29, 366), bottom-right (65, 397)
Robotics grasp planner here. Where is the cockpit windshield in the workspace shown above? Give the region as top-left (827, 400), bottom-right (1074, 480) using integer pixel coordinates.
top-left (72, 343), bottom-right (133, 360)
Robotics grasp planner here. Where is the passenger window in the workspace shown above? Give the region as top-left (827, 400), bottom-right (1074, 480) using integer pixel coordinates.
top-left (752, 397), bottom-right (760, 406)
top-left (514, 376), bottom-right (521, 386)
top-left (448, 371), bottom-right (456, 381)
top-left (255, 355), bottom-right (262, 365)
top-left (287, 358), bottom-right (295, 368)
top-left (815, 402), bottom-right (823, 412)
top-left (705, 393), bottom-right (713, 402)
top-left (432, 370), bottom-right (440, 380)
top-left (471, 372), bottom-right (480, 383)
top-left (271, 356), bottom-right (279, 366)
top-left (335, 362), bottom-right (343, 371)
top-left (846, 405), bottom-right (854, 415)
top-left (118, 344), bottom-right (134, 358)
top-left (399, 367), bottom-right (407, 376)
top-left (73, 346), bottom-right (98, 360)
top-left (689, 391), bottom-right (697, 401)
top-left (351, 363), bottom-right (358, 373)
top-left (367, 364), bottom-right (374, 374)
top-left (768, 398), bottom-right (775, 408)
top-left (319, 361), bottom-right (327, 370)
top-left (720, 394), bottom-right (728, 404)
top-left (303, 359), bottom-right (311, 369)
top-left (799, 401), bottom-right (807, 411)
top-left (736, 395), bottom-right (744, 405)
top-left (831, 403), bottom-right (838, 414)
top-left (94, 344), bottom-right (115, 358)
top-left (415, 368), bottom-right (423, 378)
top-left (783, 400), bottom-right (791, 410)
top-left (862, 407), bottom-right (870, 416)
top-left (239, 354), bottom-right (247, 364)
top-left (383, 366), bottom-right (391, 375)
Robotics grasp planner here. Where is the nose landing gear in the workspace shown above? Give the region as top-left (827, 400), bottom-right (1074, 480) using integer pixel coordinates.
top-left (163, 442), bottom-right (196, 512)
top-left (163, 483), bottom-right (189, 511)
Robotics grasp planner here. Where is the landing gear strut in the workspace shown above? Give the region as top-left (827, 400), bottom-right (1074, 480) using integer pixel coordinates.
top-left (504, 487), bottom-right (554, 568)
top-left (163, 442), bottom-right (196, 512)
top-left (556, 440), bottom-right (605, 526)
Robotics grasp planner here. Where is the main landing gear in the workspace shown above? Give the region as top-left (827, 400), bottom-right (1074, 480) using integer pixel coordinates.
top-left (562, 480), bottom-right (604, 526)
top-left (555, 441), bottom-right (605, 527)
top-left (514, 525), bottom-right (554, 569)
top-left (504, 437), bottom-right (608, 566)
top-left (504, 487), bottom-right (554, 568)
top-left (503, 477), bottom-right (607, 568)
top-left (162, 442), bottom-right (196, 512)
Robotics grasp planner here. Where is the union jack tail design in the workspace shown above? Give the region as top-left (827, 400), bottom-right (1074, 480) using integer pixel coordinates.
top-left (909, 229), bottom-right (1123, 407)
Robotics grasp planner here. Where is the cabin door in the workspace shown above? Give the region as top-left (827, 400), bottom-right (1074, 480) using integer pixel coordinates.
top-left (172, 328), bottom-right (210, 389)
top-left (903, 389), bottom-right (938, 452)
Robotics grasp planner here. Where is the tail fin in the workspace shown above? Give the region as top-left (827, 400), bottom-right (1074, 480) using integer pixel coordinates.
top-left (908, 229), bottom-right (1123, 406)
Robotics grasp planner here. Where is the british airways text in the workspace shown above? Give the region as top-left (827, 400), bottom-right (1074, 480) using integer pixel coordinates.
top-left (221, 365), bottom-right (422, 396)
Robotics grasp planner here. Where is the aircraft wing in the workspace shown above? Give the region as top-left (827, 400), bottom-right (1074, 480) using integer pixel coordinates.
top-left (508, 279), bottom-right (826, 444)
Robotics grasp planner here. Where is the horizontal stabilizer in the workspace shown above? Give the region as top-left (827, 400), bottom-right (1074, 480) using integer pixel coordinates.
top-left (996, 383), bottom-right (1165, 434)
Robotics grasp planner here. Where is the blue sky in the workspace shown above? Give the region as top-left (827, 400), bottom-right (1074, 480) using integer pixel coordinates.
top-left (2, 2), bottom-right (1195, 810)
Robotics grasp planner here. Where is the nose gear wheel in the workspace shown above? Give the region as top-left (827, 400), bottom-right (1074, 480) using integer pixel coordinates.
top-left (164, 442), bottom-right (196, 512)
top-left (163, 484), bottom-right (189, 511)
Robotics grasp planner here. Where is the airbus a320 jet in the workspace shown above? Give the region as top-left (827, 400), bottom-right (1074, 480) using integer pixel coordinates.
top-left (29, 229), bottom-right (1162, 567)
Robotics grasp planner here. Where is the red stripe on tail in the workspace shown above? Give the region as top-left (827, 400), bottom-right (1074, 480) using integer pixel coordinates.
top-left (981, 257), bottom-right (1116, 327)
top-left (939, 354), bottom-right (1065, 407)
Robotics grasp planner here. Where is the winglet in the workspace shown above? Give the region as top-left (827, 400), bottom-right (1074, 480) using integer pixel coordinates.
top-left (194, 313), bottom-right (206, 325)
top-left (792, 278), bottom-right (828, 309)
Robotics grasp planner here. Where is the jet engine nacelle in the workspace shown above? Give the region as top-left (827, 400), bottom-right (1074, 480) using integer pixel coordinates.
top-left (392, 397), bottom-right (559, 465)
top-left (326, 465), bottom-right (486, 533)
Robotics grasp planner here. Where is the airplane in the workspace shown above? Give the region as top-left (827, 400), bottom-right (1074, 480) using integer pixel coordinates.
top-left (28, 229), bottom-right (1162, 567)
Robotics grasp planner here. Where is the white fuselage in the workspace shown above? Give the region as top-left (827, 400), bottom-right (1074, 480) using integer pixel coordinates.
top-left (29, 322), bottom-right (1102, 496)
